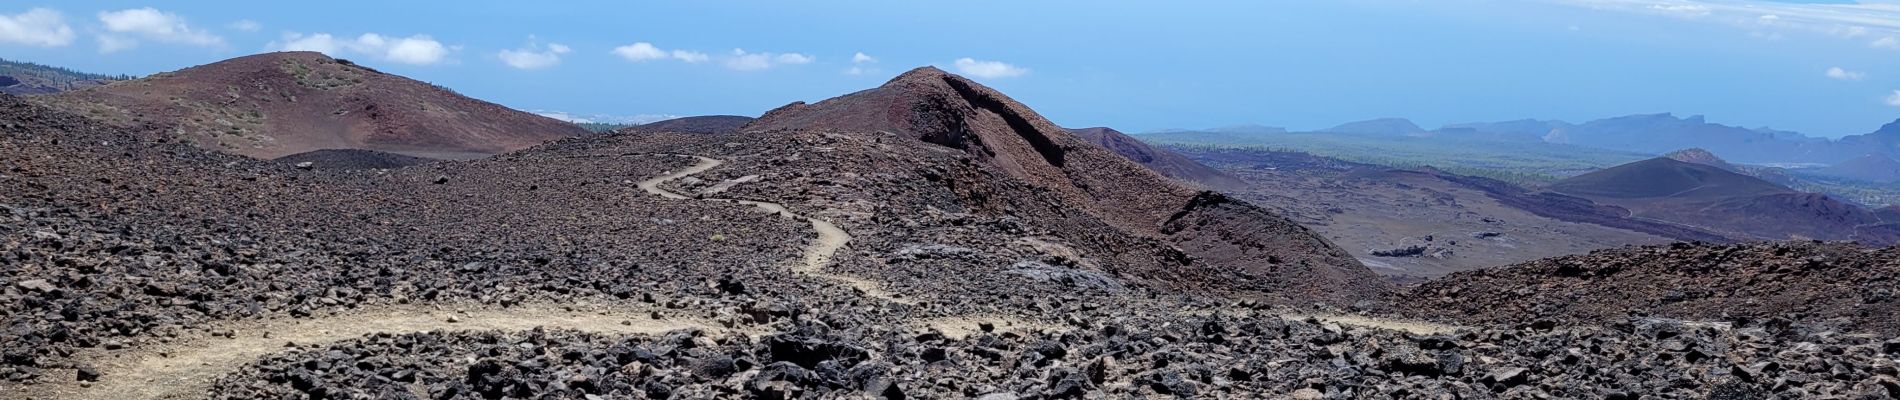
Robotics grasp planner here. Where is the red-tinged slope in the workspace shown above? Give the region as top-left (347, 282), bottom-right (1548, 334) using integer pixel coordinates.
top-left (43, 51), bottom-right (586, 159)
top-left (744, 66), bottom-right (1389, 304)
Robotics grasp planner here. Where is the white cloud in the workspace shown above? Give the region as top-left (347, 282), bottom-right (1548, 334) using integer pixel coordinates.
top-left (0, 8), bottom-right (74, 47)
top-left (381, 35), bottom-right (450, 65)
top-left (278, 32), bottom-right (340, 53)
top-left (953, 57), bottom-right (1029, 79)
top-left (612, 42), bottom-right (812, 70)
top-left (1826, 67), bottom-right (1865, 81)
top-left (1876, 36), bottom-right (1900, 50)
top-left (272, 32), bottom-right (453, 65)
top-left (726, 50), bottom-right (772, 71)
top-left (498, 38), bottom-right (570, 70)
top-left (1888, 90), bottom-right (1900, 108)
top-left (775, 53), bottom-right (814, 64)
top-left (671, 50), bottom-right (708, 63)
top-left (535, 111), bottom-right (595, 123)
top-left (229, 19), bottom-right (260, 32)
top-left (612, 42), bottom-right (667, 61)
top-left (533, 110), bottom-right (682, 124)
top-left (846, 52), bottom-right (880, 75)
top-left (724, 48), bottom-right (812, 71)
top-left (612, 42), bottom-right (712, 64)
top-left (1648, 4), bottom-right (1712, 18)
top-left (1834, 25), bottom-right (1869, 38)
top-left (96, 7), bottom-right (222, 52)
top-left (1557, 0), bottom-right (1900, 50)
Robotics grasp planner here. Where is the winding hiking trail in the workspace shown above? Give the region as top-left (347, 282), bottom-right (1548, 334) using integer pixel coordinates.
top-left (20, 154), bottom-right (903, 400)
top-left (638, 154), bottom-right (909, 303)
top-left (12, 153), bottom-right (1460, 400)
top-left (19, 304), bottom-right (723, 400)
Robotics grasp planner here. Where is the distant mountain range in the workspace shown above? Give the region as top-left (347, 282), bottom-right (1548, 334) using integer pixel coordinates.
top-left (1169, 114), bottom-right (1900, 166)
top-left (1323, 118), bottom-right (1429, 137)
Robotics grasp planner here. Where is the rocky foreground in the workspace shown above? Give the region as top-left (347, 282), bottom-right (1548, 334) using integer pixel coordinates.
top-left (5, 65), bottom-right (1900, 399)
top-left (1407, 241), bottom-right (1900, 336)
top-left (204, 312), bottom-right (1900, 399)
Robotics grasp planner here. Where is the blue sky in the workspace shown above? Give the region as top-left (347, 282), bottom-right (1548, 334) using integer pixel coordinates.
top-left (2, 1), bottom-right (1899, 136)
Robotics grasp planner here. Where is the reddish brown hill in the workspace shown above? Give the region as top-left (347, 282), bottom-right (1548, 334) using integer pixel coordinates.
top-left (621, 115), bottom-right (754, 134)
top-left (1549, 157), bottom-right (1891, 243)
top-left (1068, 126), bottom-right (1244, 189)
top-left (744, 66), bottom-right (1388, 304)
top-left (40, 51), bottom-right (585, 159)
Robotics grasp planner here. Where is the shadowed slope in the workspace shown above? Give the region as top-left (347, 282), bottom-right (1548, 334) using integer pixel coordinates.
top-left (1069, 126), bottom-right (1245, 190)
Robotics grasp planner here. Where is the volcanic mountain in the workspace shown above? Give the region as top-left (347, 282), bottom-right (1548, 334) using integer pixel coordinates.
top-left (1324, 117), bottom-right (1430, 137)
top-left (1548, 157), bottom-right (1895, 243)
top-left (1067, 126), bottom-right (1244, 189)
top-left (620, 115), bottom-right (755, 134)
top-left (38, 51), bottom-right (586, 159)
top-left (744, 66), bottom-right (1387, 303)
top-left (1835, 118), bottom-right (1900, 162)
top-left (1662, 148), bottom-right (1737, 171)
top-left (1663, 147), bottom-right (1802, 187)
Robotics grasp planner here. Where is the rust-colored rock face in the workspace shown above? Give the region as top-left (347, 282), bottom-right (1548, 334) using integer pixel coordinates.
top-left (747, 66), bottom-right (1391, 305)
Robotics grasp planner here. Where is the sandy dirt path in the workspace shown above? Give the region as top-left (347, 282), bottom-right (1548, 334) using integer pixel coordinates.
top-left (639, 154), bottom-right (909, 303)
top-left (14, 304), bottom-right (722, 400)
top-left (10, 153), bottom-right (1468, 400)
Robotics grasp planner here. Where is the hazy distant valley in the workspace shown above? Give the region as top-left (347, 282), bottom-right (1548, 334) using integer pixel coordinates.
top-left (1125, 115), bottom-right (1900, 277)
